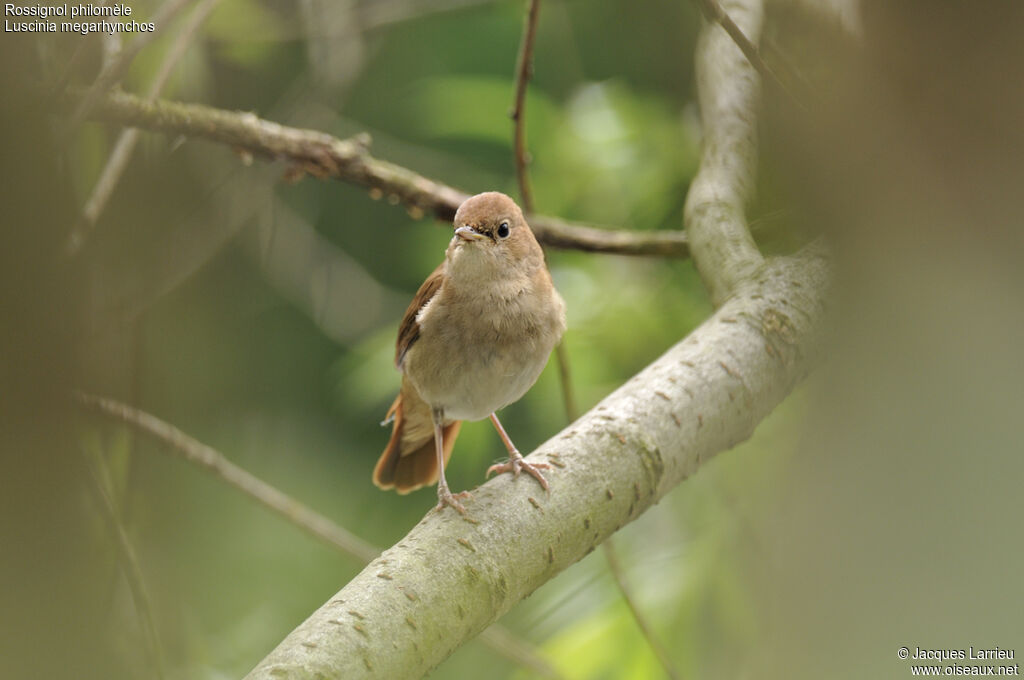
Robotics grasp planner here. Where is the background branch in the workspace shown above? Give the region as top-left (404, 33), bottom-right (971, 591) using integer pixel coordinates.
top-left (510, 0), bottom-right (541, 214)
top-left (692, 0), bottom-right (805, 110)
top-left (76, 393), bottom-right (565, 680)
top-left (84, 450), bottom-right (167, 680)
top-left (69, 90), bottom-right (690, 258)
top-left (62, 0), bottom-right (195, 137)
top-left (78, 392), bottom-right (380, 564)
top-left (602, 540), bottom-right (680, 680)
top-left (507, 0), bottom-right (580, 438)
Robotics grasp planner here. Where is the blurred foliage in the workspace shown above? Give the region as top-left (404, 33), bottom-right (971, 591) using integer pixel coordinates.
top-left (2, 0), bottom-right (819, 678)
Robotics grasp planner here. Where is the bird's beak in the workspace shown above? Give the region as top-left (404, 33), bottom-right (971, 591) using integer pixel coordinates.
top-left (455, 226), bottom-right (486, 241)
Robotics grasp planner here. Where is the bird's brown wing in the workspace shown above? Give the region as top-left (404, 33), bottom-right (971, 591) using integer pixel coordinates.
top-left (395, 262), bottom-right (444, 369)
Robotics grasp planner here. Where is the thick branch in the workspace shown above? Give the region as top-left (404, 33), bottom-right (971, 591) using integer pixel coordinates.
top-left (684, 0), bottom-right (765, 304)
top-left (73, 91), bottom-right (689, 258)
top-left (245, 246), bottom-right (830, 679)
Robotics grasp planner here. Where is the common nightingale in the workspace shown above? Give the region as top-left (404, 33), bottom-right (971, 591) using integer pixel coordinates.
top-left (373, 192), bottom-right (566, 513)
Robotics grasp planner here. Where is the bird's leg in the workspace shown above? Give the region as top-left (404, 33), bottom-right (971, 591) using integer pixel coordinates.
top-left (485, 412), bottom-right (551, 490)
top-left (432, 407), bottom-right (471, 514)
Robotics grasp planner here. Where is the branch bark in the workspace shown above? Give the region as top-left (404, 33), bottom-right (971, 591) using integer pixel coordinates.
top-left (685, 0), bottom-right (766, 304)
top-left (245, 246), bottom-right (829, 679)
top-left (71, 91), bottom-right (689, 258)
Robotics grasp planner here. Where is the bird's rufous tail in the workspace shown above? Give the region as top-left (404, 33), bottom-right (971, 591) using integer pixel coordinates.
top-left (373, 380), bottom-right (461, 494)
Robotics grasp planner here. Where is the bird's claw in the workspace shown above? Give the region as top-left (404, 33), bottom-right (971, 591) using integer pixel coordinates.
top-left (486, 452), bottom-right (551, 491)
top-left (435, 488), bottom-right (473, 514)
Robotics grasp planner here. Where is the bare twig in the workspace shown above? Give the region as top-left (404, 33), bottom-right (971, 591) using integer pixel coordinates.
top-left (691, 0), bottom-right (805, 110)
top-left (478, 627), bottom-right (566, 680)
top-left (510, 0), bottom-right (541, 213)
top-left (63, 0), bottom-right (195, 138)
top-left (508, 0), bottom-right (578, 427)
top-left (67, 0), bottom-right (221, 255)
top-left (50, 0), bottom-right (112, 96)
top-left (84, 450), bottom-right (167, 680)
top-left (554, 341), bottom-right (578, 421)
top-left (603, 540), bottom-right (681, 680)
top-left (66, 90), bottom-right (689, 258)
top-left (75, 392), bottom-right (565, 680)
top-left (77, 392), bottom-right (379, 563)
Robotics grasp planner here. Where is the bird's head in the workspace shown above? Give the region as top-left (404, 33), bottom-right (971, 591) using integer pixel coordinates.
top-left (446, 192), bottom-right (542, 283)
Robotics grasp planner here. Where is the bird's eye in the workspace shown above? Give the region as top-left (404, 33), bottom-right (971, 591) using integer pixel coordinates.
top-left (497, 222), bottom-right (510, 239)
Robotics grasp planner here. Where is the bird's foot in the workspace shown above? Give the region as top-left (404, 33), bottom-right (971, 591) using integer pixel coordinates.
top-left (434, 488), bottom-right (473, 515)
top-left (486, 450), bottom-right (550, 491)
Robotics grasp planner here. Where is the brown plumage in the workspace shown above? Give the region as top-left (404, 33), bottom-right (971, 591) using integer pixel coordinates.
top-left (373, 191), bottom-right (566, 512)
top-left (373, 266), bottom-right (454, 493)
top-left (373, 385), bottom-right (462, 493)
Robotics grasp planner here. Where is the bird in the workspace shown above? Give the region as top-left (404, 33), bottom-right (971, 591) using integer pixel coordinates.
top-left (373, 192), bottom-right (566, 513)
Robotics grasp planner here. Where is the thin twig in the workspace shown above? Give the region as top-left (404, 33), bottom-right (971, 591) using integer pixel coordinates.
top-left (84, 449), bottom-right (167, 680)
top-left (692, 0), bottom-right (806, 110)
top-left (63, 0), bottom-right (196, 138)
top-left (509, 0), bottom-right (579, 426)
top-left (66, 90), bottom-right (689, 258)
top-left (77, 392), bottom-right (380, 563)
top-left (554, 341), bottom-right (578, 421)
top-left (603, 540), bottom-right (681, 680)
top-left (50, 0), bottom-right (112, 96)
top-left (76, 392), bottom-right (566, 680)
top-left (510, 0), bottom-right (541, 214)
top-left (477, 626), bottom-right (566, 680)
top-left (67, 0), bottom-right (221, 255)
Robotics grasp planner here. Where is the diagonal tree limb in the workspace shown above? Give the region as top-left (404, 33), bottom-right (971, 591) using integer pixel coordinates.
top-left (685, 0), bottom-right (766, 305)
top-left (66, 90), bottom-right (689, 258)
top-left (75, 393), bottom-right (565, 680)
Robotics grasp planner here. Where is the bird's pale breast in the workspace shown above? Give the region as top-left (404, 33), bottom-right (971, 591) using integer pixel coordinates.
top-left (403, 284), bottom-right (565, 422)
